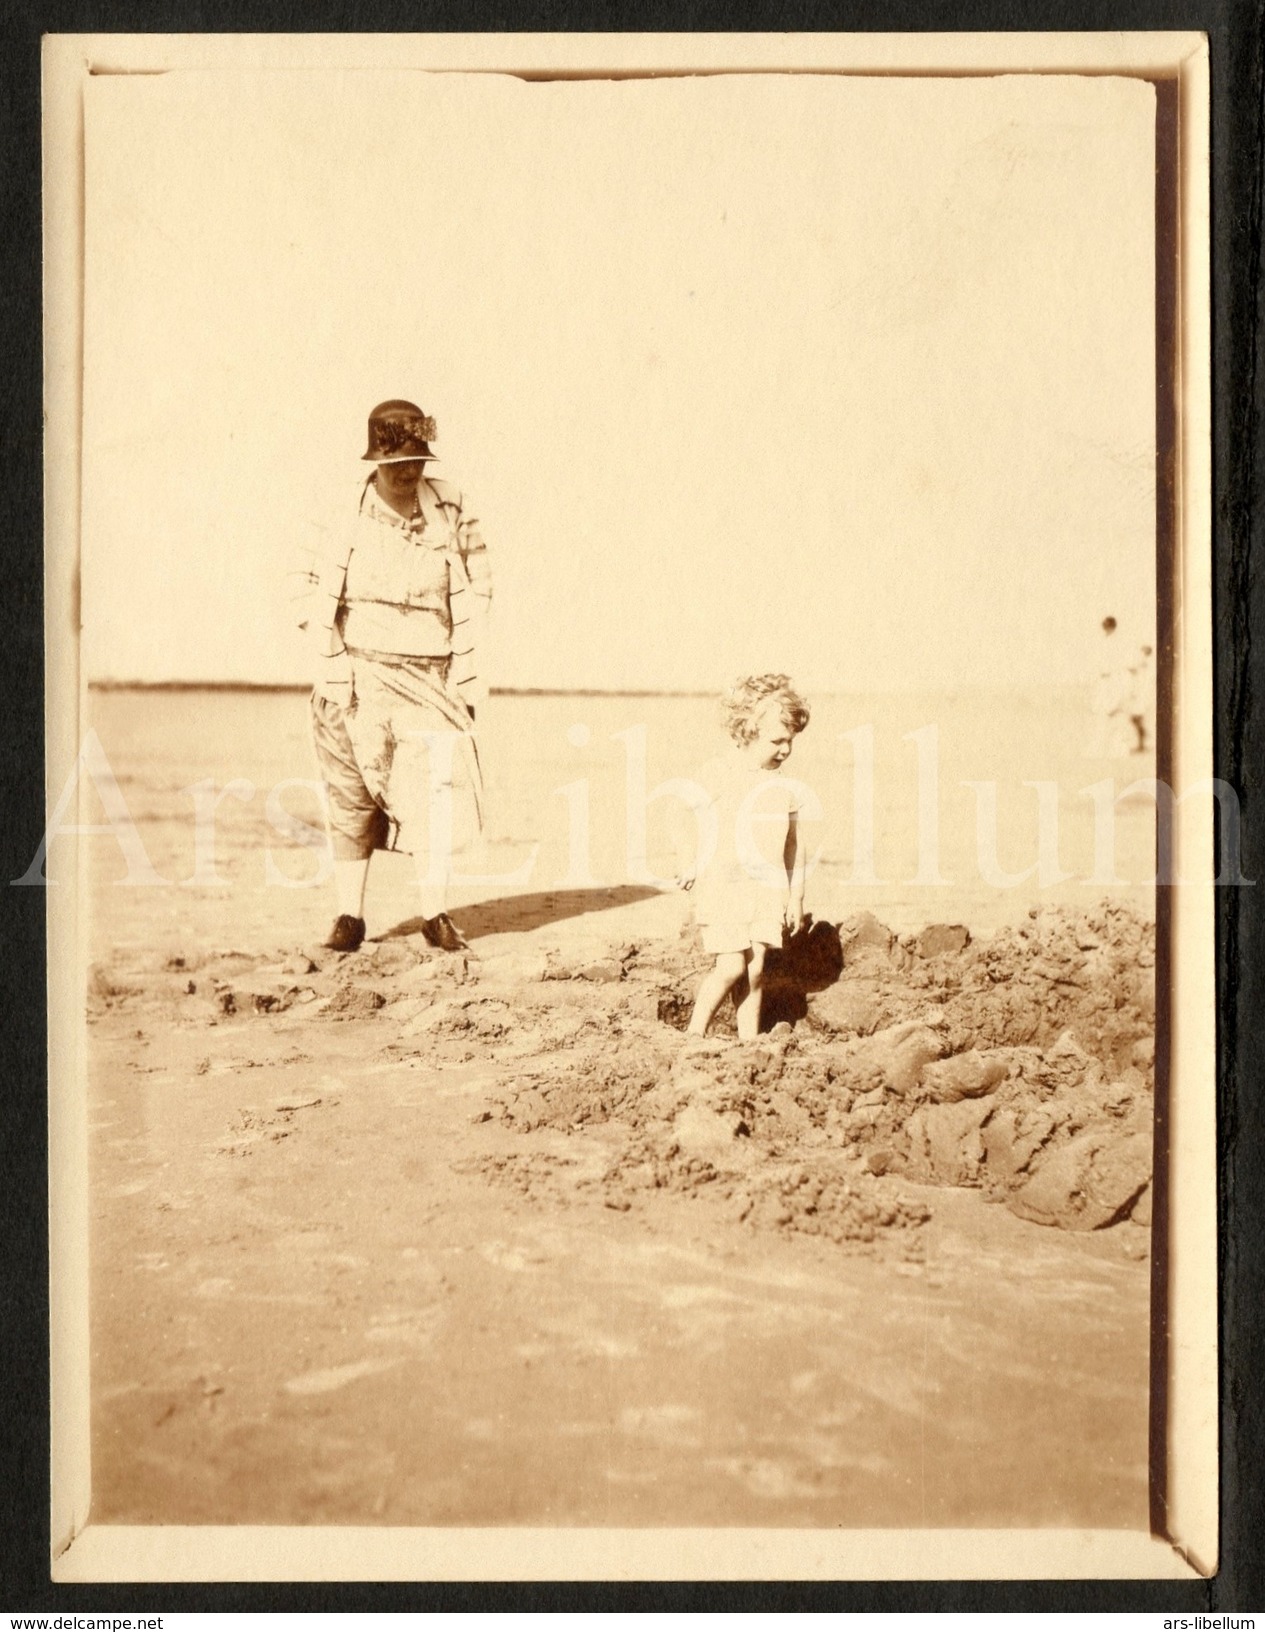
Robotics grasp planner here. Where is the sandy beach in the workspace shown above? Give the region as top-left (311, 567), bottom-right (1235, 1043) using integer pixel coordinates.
top-left (81, 686), bottom-right (1158, 1530)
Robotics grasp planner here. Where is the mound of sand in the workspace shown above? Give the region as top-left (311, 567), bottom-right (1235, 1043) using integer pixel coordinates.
top-left (89, 900), bottom-right (1155, 1251)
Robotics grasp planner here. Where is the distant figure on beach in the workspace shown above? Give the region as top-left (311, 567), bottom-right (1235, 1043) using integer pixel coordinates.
top-left (1088, 616), bottom-right (1135, 758)
top-left (1125, 643), bottom-right (1155, 754)
top-left (677, 674), bottom-right (810, 1042)
top-left (292, 399), bottom-right (492, 953)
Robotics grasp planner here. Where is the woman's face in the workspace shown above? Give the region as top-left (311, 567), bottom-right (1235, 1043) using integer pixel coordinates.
top-left (376, 460), bottom-right (424, 502)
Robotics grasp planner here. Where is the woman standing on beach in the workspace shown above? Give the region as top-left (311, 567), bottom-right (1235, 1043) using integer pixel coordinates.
top-left (293, 399), bottom-right (492, 953)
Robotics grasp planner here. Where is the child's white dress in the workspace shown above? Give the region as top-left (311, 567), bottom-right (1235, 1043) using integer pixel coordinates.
top-left (689, 752), bottom-right (801, 955)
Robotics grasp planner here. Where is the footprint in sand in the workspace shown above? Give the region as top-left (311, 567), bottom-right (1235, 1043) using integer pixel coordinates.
top-left (362, 1305), bottom-right (444, 1348)
top-left (282, 1358), bottom-right (399, 1396)
top-left (713, 1456), bottom-right (822, 1500)
top-left (480, 1241), bottom-right (548, 1273)
top-left (618, 1403), bottom-right (701, 1439)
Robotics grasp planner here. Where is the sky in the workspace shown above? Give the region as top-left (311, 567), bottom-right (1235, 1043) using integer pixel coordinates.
top-left (78, 68), bottom-right (1158, 692)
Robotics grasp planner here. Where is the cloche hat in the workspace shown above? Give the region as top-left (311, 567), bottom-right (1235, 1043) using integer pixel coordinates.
top-left (362, 399), bottom-right (440, 463)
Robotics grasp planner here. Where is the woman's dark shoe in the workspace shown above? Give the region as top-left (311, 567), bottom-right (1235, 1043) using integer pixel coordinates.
top-left (424, 913), bottom-right (468, 953)
top-left (323, 914), bottom-right (366, 953)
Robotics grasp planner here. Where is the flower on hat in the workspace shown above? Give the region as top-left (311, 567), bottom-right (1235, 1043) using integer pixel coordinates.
top-left (375, 413), bottom-right (438, 455)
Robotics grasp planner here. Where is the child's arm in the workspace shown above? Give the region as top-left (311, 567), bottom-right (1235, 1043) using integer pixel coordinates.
top-left (784, 808), bottom-right (805, 932)
top-left (670, 791), bottom-right (702, 889)
top-left (670, 767), bottom-right (718, 889)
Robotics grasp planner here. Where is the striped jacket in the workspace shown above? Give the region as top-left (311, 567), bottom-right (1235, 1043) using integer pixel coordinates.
top-left (290, 474), bottom-right (492, 709)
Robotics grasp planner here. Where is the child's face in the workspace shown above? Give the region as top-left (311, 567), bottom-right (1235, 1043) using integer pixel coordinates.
top-left (744, 703), bottom-right (795, 769)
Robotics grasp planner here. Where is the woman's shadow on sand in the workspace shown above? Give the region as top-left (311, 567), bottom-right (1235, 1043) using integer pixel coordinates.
top-left (378, 884), bottom-right (662, 943)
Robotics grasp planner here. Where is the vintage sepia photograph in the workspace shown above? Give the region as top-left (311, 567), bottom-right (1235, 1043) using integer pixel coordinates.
top-left (42, 33), bottom-right (1217, 1582)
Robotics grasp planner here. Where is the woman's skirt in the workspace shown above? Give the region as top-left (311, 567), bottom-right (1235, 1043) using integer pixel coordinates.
top-left (311, 652), bottom-right (483, 867)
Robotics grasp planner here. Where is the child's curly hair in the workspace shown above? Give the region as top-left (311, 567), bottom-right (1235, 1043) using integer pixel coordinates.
top-left (722, 673), bottom-right (811, 746)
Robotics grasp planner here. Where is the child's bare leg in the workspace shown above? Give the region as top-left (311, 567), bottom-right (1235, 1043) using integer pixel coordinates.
top-left (688, 953), bottom-right (747, 1036)
top-left (735, 944), bottom-right (768, 1040)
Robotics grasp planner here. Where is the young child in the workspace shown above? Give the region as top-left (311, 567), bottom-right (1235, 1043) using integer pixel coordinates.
top-left (678, 674), bottom-right (811, 1041)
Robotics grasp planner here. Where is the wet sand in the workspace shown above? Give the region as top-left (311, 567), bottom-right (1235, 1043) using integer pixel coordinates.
top-left (83, 688), bottom-right (1155, 1530)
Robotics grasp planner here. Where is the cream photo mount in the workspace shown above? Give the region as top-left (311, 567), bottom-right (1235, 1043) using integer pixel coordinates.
top-left (43, 29), bottom-right (1214, 1584)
